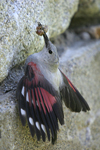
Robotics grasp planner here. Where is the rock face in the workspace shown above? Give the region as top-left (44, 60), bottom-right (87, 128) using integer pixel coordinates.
top-left (0, 0), bottom-right (78, 82)
top-left (0, 30), bottom-right (100, 149)
top-left (76, 0), bottom-right (100, 18)
top-left (71, 0), bottom-right (100, 27)
top-left (1, 0), bottom-right (100, 149)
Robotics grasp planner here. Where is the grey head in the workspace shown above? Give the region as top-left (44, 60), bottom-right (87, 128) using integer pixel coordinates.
top-left (25, 31), bottom-right (59, 72)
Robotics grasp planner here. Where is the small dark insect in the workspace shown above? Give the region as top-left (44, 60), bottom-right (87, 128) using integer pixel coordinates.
top-left (36, 22), bottom-right (48, 36)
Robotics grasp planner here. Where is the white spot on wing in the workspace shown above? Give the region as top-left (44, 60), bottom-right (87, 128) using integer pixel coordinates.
top-left (36, 101), bottom-right (38, 106)
top-left (26, 92), bottom-right (29, 102)
top-left (36, 122), bottom-right (40, 130)
top-left (21, 86), bottom-right (25, 96)
top-left (41, 124), bottom-right (46, 133)
top-left (29, 117), bottom-right (34, 125)
top-left (21, 108), bottom-right (26, 116)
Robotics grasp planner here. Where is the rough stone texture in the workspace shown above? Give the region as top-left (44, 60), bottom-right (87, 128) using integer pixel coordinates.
top-left (0, 30), bottom-right (100, 149)
top-left (70, 0), bottom-right (100, 27)
top-left (0, 0), bottom-right (79, 82)
top-left (76, 0), bottom-right (100, 17)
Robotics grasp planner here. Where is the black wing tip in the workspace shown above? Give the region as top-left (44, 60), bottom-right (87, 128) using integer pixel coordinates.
top-left (52, 131), bottom-right (57, 144)
top-left (20, 116), bottom-right (26, 126)
top-left (70, 101), bottom-right (90, 113)
top-left (70, 87), bottom-right (90, 113)
top-left (52, 103), bottom-right (64, 125)
top-left (76, 91), bottom-right (90, 112)
top-left (73, 102), bottom-right (90, 113)
top-left (82, 105), bottom-right (90, 112)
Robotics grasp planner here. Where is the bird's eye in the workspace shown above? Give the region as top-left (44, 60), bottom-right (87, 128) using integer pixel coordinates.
top-left (49, 49), bottom-right (52, 54)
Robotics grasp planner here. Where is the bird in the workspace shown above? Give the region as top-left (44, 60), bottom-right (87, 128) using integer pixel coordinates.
top-left (16, 22), bottom-right (90, 144)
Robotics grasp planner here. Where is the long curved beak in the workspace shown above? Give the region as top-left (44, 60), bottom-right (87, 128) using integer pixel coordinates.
top-left (43, 31), bottom-right (49, 48)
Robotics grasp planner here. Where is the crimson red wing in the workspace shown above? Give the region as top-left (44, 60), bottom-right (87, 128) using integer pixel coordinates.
top-left (16, 63), bottom-right (64, 144)
top-left (60, 70), bottom-right (90, 112)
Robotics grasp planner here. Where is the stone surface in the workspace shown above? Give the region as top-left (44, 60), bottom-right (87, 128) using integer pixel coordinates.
top-left (70, 0), bottom-right (100, 27)
top-left (0, 0), bottom-right (78, 82)
top-left (78, 25), bottom-right (100, 39)
top-left (0, 31), bottom-right (100, 149)
top-left (76, 0), bottom-right (100, 18)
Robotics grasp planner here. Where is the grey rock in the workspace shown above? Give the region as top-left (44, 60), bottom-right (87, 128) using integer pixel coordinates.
top-left (0, 0), bottom-right (78, 82)
top-left (79, 32), bottom-right (91, 40)
top-left (70, 0), bottom-right (100, 27)
top-left (76, 0), bottom-right (100, 17)
top-left (0, 36), bottom-right (100, 149)
top-left (76, 0), bottom-right (100, 18)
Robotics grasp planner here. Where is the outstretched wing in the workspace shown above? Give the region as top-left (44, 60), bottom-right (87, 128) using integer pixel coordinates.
top-left (16, 62), bottom-right (64, 143)
top-left (60, 70), bottom-right (90, 112)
